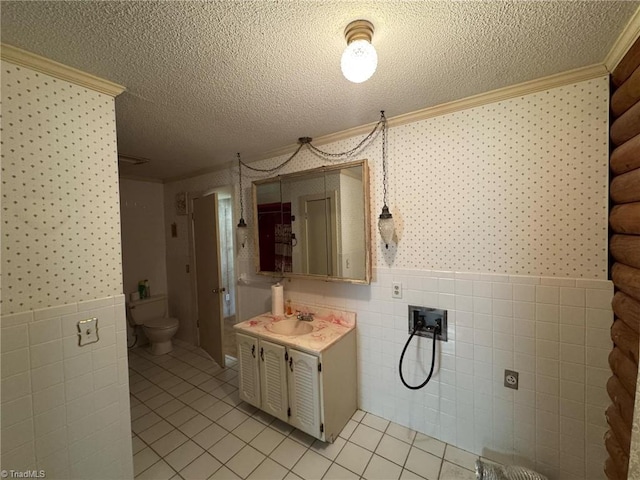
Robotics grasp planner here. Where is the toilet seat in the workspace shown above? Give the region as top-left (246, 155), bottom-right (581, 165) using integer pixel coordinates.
top-left (144, 317), bottom-right (179, 330)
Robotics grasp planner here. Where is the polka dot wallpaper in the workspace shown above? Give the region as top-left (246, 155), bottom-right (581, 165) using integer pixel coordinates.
top-left (166, 76), bottom-right (609, 284)
top-left (201, 76), bottom-right (609, 280)
top-left (1, 61), bottom-right (123, 315)
top-left (384, 77), bottom-right (609, 277)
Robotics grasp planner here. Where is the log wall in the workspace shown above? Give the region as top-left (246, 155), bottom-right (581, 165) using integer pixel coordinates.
top-left (607, 36), bottom-right (640, 480)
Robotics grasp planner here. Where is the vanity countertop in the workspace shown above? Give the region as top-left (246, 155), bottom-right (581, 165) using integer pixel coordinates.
top-left (233, 304), bottom-right (356, 354)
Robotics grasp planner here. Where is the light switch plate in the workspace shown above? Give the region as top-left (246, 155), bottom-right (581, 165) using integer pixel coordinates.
top-left (77, 317), bottom-right (99, 346)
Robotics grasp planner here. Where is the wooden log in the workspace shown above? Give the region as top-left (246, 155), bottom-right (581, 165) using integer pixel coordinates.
top-left (608, 347), bottom-right (638, 397)
top-left (610, 167), bottom-right (640, 204)
top-left (607, 375), bottom-right (636, 426)
top-left (611, 101), bottom-right (640, 146)
top-left (611, 133), bottom-right (640, 175)
top-left (604, 430), bottom-right (629, 479)
top-left (612, 65), bottom-right (640, 117)
top-left (610, 203), bottom-right (640, 234)
top-left (610, 234), bottom-right (640, 269)
top-left (613, 36), bottom-right (640, 87)
top-left (606, 403), bottom-right (631, 454)
top-left (612, 291), bottom-right (640, 334)
top-left (612, 263), bottom-right (640, 302)
top-left (611, 318), bottom-right (639, 365)
top-left (605, 456), bottom-right (624, 480)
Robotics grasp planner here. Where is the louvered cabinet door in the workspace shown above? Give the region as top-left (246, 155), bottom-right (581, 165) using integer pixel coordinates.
top-left (259, 340), bottom-right (289, 422)
top-left (236, 333), bottom-right (260, 408)
top-left (288, 348), bottom-right (321, 438)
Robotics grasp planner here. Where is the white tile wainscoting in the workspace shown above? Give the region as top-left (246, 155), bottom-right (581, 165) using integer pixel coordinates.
top-left (282, 268), bottom-right (613, 480)
top-left (0, 295), bottom-right (133, 479)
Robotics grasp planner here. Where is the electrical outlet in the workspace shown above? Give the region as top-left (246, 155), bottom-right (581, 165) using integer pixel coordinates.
top-left (408, 306), bottom-right (448, 341)
top-left (504, 370), bottom-right (519, 390)
top-left (392, 282), bottom-right (402, 299)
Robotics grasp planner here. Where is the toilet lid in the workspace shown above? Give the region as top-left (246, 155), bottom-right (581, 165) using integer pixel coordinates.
top-left (144, 317), bottom-right (179, 329)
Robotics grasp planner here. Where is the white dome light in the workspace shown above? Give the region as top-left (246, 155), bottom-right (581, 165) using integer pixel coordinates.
top-left (341, 39), bottom-right (378, 83)
top-left (341, 20), bottom-right (377, 84)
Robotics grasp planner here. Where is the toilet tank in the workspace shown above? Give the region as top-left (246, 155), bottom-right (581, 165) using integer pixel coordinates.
top-left (129, 295), bottom-right (167, 325)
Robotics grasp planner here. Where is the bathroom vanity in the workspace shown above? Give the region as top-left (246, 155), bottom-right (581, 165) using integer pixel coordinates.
top-left (234, 305), bottom-right (356, 443)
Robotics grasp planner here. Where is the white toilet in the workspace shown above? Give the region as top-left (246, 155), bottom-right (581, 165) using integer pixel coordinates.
top-left (128, 294), bottom-right (179, 355)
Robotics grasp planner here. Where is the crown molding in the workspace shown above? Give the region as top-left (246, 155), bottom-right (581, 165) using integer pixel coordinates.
top-left (390, 64), bottom-right (607, 128)
top-left (1, 43), bottom-right (125, 97)
top-left (604, 5), bottom-right (640, 72)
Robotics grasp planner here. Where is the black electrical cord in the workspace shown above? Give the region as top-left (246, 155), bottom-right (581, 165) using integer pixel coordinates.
top-left (399, 319), bottom-right (439, 390)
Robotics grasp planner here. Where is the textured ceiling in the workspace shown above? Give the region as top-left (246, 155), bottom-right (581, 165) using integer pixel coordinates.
top-left (2, 1), bottom-right (638, 180)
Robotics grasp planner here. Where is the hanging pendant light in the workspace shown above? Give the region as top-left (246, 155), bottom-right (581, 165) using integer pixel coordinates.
top-left (341, 20), bottom-right (377, 84)
top-left (236, 153), bottom-right (249, 249)
top-left (378, 111), bottom-right (395, 249)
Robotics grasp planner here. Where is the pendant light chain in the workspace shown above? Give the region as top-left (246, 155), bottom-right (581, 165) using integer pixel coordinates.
top-left (240, 143), bottom-right (304, 174)
top-left (235, 110), bottom-right (394, 249)
top-left (237, 112), bottom-right (385, 174)
top-left (307, 116), bottom-right (384, 159)
top-left (237, 153), bottom-right (244, 219)
top-left (381, 111), bottom-right (388, 207)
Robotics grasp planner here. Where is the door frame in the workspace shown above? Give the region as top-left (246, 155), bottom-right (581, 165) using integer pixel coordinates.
top-left (188, 185), bottom-right (239, 354)
top-left (299, 190), bottom-right (339, 276)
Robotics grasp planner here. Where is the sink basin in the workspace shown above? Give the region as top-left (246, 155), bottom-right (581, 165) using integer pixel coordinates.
top-left (267, 319), bottom-right (313, 336)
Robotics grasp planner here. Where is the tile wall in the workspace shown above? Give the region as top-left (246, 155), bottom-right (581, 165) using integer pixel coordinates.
top-left (1, 296), bottom-right (133, 479)
top-left (1, 61), bottom-right (133, 478)
top-left (282, 268), bottom-right (613, 480)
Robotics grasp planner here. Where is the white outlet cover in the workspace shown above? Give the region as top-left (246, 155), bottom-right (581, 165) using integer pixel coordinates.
top-left (77, 317), bottom-right (99, 346)
top-left (392, 282), bottom-right (402, 299)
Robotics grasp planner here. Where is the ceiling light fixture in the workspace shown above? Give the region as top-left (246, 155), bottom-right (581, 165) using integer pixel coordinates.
top-left (341, 20), bottom-right (377, 84)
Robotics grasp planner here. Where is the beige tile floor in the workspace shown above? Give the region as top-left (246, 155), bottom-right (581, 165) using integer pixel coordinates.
top-left (129, 340), bottom-right (480, 480)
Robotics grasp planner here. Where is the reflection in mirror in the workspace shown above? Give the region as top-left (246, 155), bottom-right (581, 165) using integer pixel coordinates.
top-left (253, 160), bottom-right (370, 284)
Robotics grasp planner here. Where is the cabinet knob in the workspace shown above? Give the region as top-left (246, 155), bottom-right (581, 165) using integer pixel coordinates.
top-left (251, 345), bottom-right (255, 358)
top-left (260, 347), bottom-right (264, 361)
top-left (212, 287), bottom-right (226, 294)
top-left (289, 357), bottom-right (293, 372)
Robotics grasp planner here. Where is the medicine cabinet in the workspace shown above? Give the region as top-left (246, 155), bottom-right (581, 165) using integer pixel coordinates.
top-left (252, 159), bottom-right (371, 284)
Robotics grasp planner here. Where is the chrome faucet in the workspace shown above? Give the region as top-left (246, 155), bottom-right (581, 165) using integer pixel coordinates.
top-left (296, 311), bottom-right (314, 322)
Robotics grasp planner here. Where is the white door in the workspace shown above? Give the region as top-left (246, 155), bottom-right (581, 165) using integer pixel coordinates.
top-left (259, 340), bottom-right (289, 422)
top-left (288, 349), bottom-right (322, 438)
top-left (237, 333), bottom-right (260, 408)
top-left (193, 193), bottom-right (225, 367)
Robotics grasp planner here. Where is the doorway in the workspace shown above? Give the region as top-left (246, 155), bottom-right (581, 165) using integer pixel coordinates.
top-left (300, 191), bottom-right (339, 276)
top-left (190, 187), bottom-right (238, 366)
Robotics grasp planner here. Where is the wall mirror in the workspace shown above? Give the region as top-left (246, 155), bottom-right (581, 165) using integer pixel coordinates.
top-left (252, 159), bottom-right (371, 284)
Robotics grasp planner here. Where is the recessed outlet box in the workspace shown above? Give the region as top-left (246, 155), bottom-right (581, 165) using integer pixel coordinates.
top-left (408, 306), bottom-right (447, 341)
top-left (504, 370), bottom-right (519, 390)
top-left (392, 282), bottom-right (402, 299)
